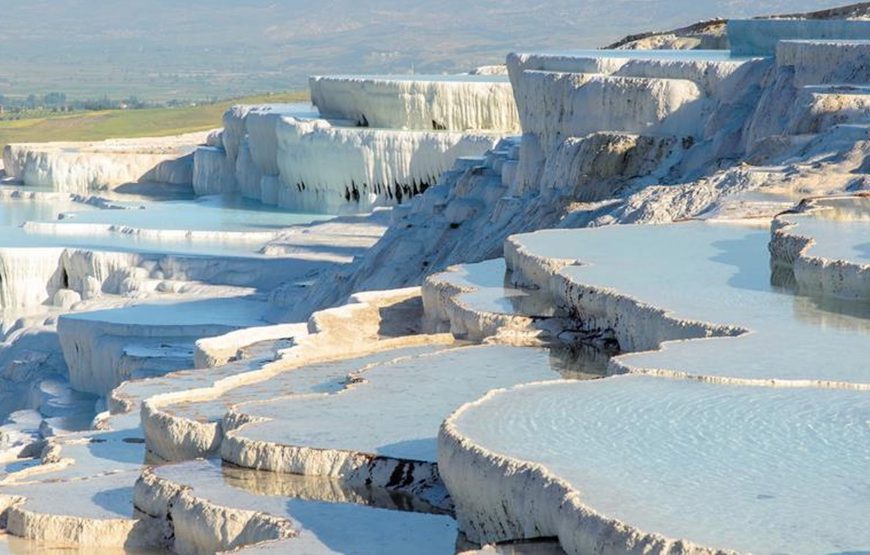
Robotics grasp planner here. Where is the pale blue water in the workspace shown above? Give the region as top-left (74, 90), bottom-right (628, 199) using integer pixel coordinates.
top-left (0, 195), bottom-right (92, 226)
top-left (0, 193), bottom-right (332, 256)
top-left (62, 297), bottom-right (267, 326)
top-left (455, 375), bottom-right (870, 555)
top-left (153, 459), bottom-right (458, 554)
top-left (0, 227), bottom-right (274, 256)
top-left (436, 259), bottom-right (556, 317)
top-left (785, 197), bottom-right (870, 264)
top-left (238, 345), bottom-right (565, 462)
top-left (515, 221), bottom-right (870, 385)
top-left (57, 195), bottom-right (331, 233)
top-left (453, 220), bottom-right (870, 553)
top-left (168, 344), bottom-right (450, 423)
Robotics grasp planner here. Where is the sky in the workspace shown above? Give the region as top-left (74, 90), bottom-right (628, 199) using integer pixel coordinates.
top-left (0, 0), bottom-right (855, 101)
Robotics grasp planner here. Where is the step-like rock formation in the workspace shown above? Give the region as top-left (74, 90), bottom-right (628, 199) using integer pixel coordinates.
top-left (221, 344), bottom-right (561, 507)
top-left (3, 133), bottom-right (206, 192)
top-left (442, 375), bottom-right (870, 554)
top-left (771, 195), bottom-right (870, 300)
top-left (0, 288), bottom-right (456, 552)
top-left (135, 459), bottom-right (458, 554)
top-left (197, 74), bottom-right (516, 214)
top-left (295, 27), bottom-right (870, 316)
top-left (1, 5), bottom-right (869, 554)
top-left (422, 258), bottom-right (556, 341)
top-left (274, 118), bottom-right (499, 213)
top-left (309, 74), bottom-right (519, 132)
top-left (440, 214), bottom-right (870, 554)
top-left (58, 296), bottom-right (270, 395)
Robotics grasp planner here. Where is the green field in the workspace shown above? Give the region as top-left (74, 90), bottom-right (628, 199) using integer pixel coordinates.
top-left (0, 92), bottom-right (308, 153)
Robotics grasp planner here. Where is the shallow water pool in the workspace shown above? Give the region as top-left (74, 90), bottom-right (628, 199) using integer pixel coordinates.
top-left (785, 196), bottom-right (870, 264)
top-left (0, 192), bottom-right (334, 256)
top-left (57, 195), bottom-right (333, 233)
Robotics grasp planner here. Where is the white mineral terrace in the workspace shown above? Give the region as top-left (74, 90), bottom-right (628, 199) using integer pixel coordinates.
top-left (504, 47), bottom-right (767, 189)
top-left (776, 40), bottom-right (870, 86)
top-left (506, 221), bottom-right (870, 385)
top-left (506, 49), bottom-right (749, 96)
top-left (0, 289), bottom-right (467, 553)
top-left (59, 296), bottom-right (271, 395)
top-left (57, 193), bottom-right (332, 234)
top-left (15, 194), bottom-right (333, 255)
top-left (0, 184), bottom-right (387, 318)
top-left (0, 7), bottom-right (869, 554)
top-left (445, 375), bottom-right (870, 555)
top-left (0, 175), bottom-right (390, 549)
top-left (273, 118), bottom-right (500, 213)
top-left (221, 345), bottom-right (567, 472)
top-left (422, 258), bottom-right (557, 341)
top-left (203, 104), bottom-right (503, 214)
top-left (220, 103), bottom-right (322, 168)
top-left (206, 73), bottom-right (519, 214)
top-left (771, 195), bottom-right (870, 300)
top-left (135, 459), bottom-right (458, 554)
top-left (309, 74), bottom-right (520, 132)
top-left (439, 218), bottom-right (870, 554)
top-left (2, 133), bottom-right (206, 192)
top-left (156, 344), bottom-right (450, 460)
top-left (778, 196), bottom-right (870, 263)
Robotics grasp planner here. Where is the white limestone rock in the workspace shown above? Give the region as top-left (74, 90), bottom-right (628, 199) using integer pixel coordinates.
top-left (193, 146), bottom-right (237, 195)
top-left (274, 117), bottom-right (499, 212)
top-left (235, 140), bottom-right (263, 201)
top-left (51, 289), bottom-right (81, 310)
top-left (222, 105), bottom-right (256, 163)
top-left (777, 40), bottom-right (870, 87)
top-left (140, 288), bottom-right (435, 462)
top-left (422, 258), bottom-right (555, 341)
top-left (244, 104), bottom-right (318, 176)
top-left (770, 195), bottom-right (870, 301)
top-left (310, 75), bottom-right (519, 132)
top-left (3, 133), bottom-right (205, 191)
top-left (511, 70), bottom-right (705, 156)
top-left (58, 297), bottom-right (269, 395)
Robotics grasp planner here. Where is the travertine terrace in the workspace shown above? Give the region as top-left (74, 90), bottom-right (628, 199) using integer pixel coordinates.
top-left (0, 4), bottom-right (868, 554)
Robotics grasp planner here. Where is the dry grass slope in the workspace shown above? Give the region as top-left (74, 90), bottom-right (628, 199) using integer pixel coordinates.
top-left (0, 91), bottom-right (308, 153)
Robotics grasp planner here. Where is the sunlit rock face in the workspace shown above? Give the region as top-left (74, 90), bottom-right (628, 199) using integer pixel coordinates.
top-left (294, 16), bottom-right (870, 317)
top-left (202, 74), bottom-right (516, 214)
top-left (204, 104), bottom-right (322, 201)
top-left (273, 118), bottom-right (499, 213)
top-left (777, 40), bottom-right (870, 86)
top-left (2, 133), bottom-right (206, 192)
top-left (193, 146), bottom-right (236, 195)
top-left (505, 49), bottom-right (768, 190)
top-left (309, 74), bottom-right (520, 132)
top-left (0, 184), bottom-right (384, 493)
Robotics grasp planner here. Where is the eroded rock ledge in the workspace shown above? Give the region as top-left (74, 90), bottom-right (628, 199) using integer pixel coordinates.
top-left (770, 194), bottom-right (870, 300)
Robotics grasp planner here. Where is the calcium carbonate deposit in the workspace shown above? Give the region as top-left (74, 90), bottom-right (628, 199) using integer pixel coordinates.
top-left (0, 4), bottom-right (868, 554)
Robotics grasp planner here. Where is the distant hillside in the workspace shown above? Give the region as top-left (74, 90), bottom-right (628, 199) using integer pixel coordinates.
top-left (0, 92), bottom-right (307, 153)
top-left (0, 0), bottom-right (851, 102)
